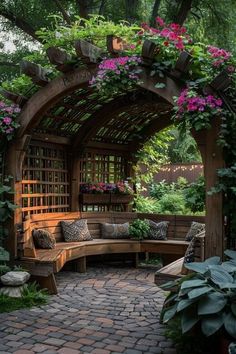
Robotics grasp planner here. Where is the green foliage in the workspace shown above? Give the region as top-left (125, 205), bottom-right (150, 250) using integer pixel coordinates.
top-left (36, 15), bottom-right (141, 51)
top-left (129, 219), bottom-right (150, 240)
top-left (134, 195), bottom-right (160, 213)
top-left (0, 176), bottom-right (18, 248)
top-left (0, 264), bottom-right (11, 276)
top-left (158, 192), bottom-right (186, 215)
top-left (0, 282), bottom-right (48, 313)
top-left (184, 176), bottom-right (205, 213)
top-left (161, 250), bottom-right (236, 340)
top-left (165, 317), bottom-right (218, 354)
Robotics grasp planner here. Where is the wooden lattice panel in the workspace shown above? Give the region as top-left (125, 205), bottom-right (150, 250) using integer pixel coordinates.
top-left (22, 140), bottom-right (70, 217)
top-left (79, 152), bottom-right (125, 183)
top-left (79, 151), bottom-right (127, 212)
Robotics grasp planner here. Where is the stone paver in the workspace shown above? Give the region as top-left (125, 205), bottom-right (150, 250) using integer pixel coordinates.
top-left (0, 266), bottom-right (176, 353)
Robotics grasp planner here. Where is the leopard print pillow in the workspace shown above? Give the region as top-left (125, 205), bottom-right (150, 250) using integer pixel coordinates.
top-left (61, 219), bottom-right (93, 242)
top-left (33, 229), bottom-right (56, 249)
top-left (185, 222), bottom-right (205, 241)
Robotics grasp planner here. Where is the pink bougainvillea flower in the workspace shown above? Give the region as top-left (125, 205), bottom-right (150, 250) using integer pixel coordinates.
top-left (3, 117), bottom-right (12, 125)
top-left (156, 17), bottom-right (165, 27)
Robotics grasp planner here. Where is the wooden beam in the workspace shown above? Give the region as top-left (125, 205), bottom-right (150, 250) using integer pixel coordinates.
top-left (74, 39), bottom-right (102, 63)
top-left (128, 111), bottom-right (172, 154)
top-left (72, 91), bottom-right (153, 150)
top-left (46, 46), bottom-right (74, 73)
top-left (20, 60), bottom-right (49, 86)
top-left (204, 119), bottom-right (224, 258)
top-left (141, 40), bottom-right (156, 66)
top-left (171, 51), bottom-right (192, 79)
top-left (17, 66), bottom-right (97, 138)
top-left (32, 133), bottom-right (71, 145)
top-left (0, 89), bottom-right (27, 107)
top-left (107, 35), bottom-right (125, 56)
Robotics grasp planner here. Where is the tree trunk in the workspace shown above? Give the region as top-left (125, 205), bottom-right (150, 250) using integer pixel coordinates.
top-left (150, 0), bottom-right (162, 27)
top-left (99, 0), bottom-right (106, 15)
top-left (53, 0), bottom-right (71, 24)
top-left (175, 0), bottom-right (194, 26)
top-left (76, 0), bottom-right (89, 18)
top-left (125, 0), bottom-right (139, 23)
top-left (0, 9), bottom-right (41, 42)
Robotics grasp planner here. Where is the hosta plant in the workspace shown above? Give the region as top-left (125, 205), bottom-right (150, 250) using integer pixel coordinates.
top-left (161, 250), bottom-right (236, 340)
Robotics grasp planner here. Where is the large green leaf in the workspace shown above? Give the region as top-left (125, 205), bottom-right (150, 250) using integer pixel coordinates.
top-left (198, 293), bottom-right (227, 315)
top-left (181, 279), bottom-right (206, 290)
top-left (184, 262), bottom-right (208, 274)
top-left (181, 306), bottom-right (199, 333)
top-left (163, 304), bottom-right (178, 323)
top-left (177, 298), bottom-right (196, 312)
top-left (222, 261), bottom-right (236, 273)
top-left (205, 256), bottom-right (221, 265)
top-left (209, 266), bottom-right (233, 285)
top-left (224, 313), bottom-right (236, 339)
top-left (201, 314), bottom-right (224, 336)
top-left (225, 250), bottom-right (236, 261)
top-left (188, 286), bottom-right (212, 299)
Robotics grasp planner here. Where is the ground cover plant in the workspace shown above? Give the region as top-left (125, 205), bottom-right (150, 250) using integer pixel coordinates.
top-left (0, 282), bottom-right (48, 313)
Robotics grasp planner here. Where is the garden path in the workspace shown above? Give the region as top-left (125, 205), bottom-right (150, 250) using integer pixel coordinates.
top-left (0, 266), bottom-right (176, 354)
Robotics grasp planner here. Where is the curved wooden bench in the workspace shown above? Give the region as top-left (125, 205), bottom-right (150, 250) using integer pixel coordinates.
top-left (18, 212), bottom-right (204, 293)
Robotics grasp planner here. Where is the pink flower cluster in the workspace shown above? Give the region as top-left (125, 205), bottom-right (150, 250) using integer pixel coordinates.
top-left (176, 89), bottom-right (222, 115)
top-left (80, 182), bottom-right (133, 195)
top-left (90, 56), bottom-right (141, 92)
top-left (208, 46), bottom-right (232, 67)
top-left (0, 100), bottom-right (21, 139)
top-left (139, 17), bottom-right (190, 51)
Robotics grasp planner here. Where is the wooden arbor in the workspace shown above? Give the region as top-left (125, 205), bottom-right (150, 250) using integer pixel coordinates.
top-left (3, 38), bottom-right (227, 260)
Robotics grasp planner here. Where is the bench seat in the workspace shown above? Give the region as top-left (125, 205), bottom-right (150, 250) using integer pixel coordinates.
top-left (18, 212), bottom-right (205, 294)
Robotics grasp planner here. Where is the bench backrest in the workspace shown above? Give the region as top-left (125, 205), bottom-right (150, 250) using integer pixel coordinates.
top-left (21, 212), bottom-right (205, 258)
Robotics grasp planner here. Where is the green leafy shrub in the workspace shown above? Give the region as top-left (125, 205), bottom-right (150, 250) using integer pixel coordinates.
top-left (0, 264), bottom-right (11, 276)
top-left (129, 219), bottom-right (150, 240)
top-left (158, 192), bottom-right (186, 214)
top-left (184, 176), bottom-right (205, 213)
top-left (134, 195), bottom-right (160, 213)
top-left (161, 250), bottom-right (236, 340)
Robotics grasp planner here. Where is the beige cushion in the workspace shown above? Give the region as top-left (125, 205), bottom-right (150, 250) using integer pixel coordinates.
top-left (101, 222), bottom-right (130, 239)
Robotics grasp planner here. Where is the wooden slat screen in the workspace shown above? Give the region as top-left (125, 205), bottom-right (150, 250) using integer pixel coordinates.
top-left (79, 151), bottom-right (126, 212)
top-left (22, 140), bottom-right (70, 218)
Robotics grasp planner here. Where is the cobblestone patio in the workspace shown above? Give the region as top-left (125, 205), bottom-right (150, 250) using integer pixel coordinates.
top-left (0, 266), bottom-right (176, 354)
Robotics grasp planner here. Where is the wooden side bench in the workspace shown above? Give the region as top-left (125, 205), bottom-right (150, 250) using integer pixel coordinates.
top-left (18, 212), bottom-right (205, 294)
top-left (154, 230), bottom-right (205, 286)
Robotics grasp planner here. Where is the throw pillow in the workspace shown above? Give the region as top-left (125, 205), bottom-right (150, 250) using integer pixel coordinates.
top-left (33, 229), bottom-right (56, 249)
top-left (61, 219), bottom-right (93, 242)
top-left (185, 221), bottom-right (205, 241)
top-left (146, 220), bottom-right (169, 240)
top-left (101, 222), bottom-right (130, 239)
top-left (182, 230), bottom-right (205, 274)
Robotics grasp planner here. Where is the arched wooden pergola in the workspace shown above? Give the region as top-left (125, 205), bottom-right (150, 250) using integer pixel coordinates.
top-left (3, 39), bottom-right (226, 261)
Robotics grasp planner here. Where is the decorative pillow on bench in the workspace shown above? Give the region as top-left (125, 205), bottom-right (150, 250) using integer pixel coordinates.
top-left (61, 219), bottom-right (93, 242)
top-left (185, 221), bottom-right (205, 241)
top-left (101, 222), bottom-right (130, 239)
top-left (146, 220), bottom-right (169, 240)
top-left (33, 229), bottom-right (56, 249)
top-left (182, 231), bottom-right (205, 274)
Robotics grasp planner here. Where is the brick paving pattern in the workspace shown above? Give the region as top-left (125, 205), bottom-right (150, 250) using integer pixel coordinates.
top-left (0, 266), bottom-right (176, 354)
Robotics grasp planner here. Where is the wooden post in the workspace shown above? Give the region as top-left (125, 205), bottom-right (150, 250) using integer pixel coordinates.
top-left (204, 120), bottom-right (224, 258)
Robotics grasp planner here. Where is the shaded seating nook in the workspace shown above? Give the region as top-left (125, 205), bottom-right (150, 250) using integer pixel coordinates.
top-left (4, 38), bottom-right (229, 293)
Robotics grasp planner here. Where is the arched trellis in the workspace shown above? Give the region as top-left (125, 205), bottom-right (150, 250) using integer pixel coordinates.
top-left (3, 38), bottom-right (227, 260)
